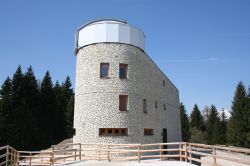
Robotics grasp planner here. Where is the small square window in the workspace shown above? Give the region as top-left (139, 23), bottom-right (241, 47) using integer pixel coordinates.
top-left (121, 128), bottom-right (128, 135)
top-left (100, 63), bottom-right (109, 79)
top-left (144, 128), bottom-right (154, 135)
top-left (119, 64), bottom-right (128, 79)
top-left (114, 129), bottom-right (119, 134)
top-left (108, 129), bottom-right (112, 134)
top-left (99, 128), bottom-right (105, 135)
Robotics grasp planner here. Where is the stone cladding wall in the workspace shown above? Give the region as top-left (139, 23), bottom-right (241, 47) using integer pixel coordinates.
top-left (73, 43), bottom-right (181, 144)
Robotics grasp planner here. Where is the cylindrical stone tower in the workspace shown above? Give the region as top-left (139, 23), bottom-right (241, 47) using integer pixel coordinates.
top-left (73, 19), bottom-right (181, 144)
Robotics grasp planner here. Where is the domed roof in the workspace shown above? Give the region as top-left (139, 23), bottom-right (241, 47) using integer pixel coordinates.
top-left (75, 18), bottom-right (145, 54)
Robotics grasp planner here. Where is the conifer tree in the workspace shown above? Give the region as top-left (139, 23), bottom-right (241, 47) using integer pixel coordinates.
top-left (0, 77), bottom-right (12, 146)
top-left (180, 103), bottom-right (190, 141)
top-left (190, 104), bottom-right (204, 131)
top-left (62, 76), bottom-right (74, 137)
top-left (62, 76), bottom-right (73, 100)
top-left (245, 86), bottom-right (250, 147)
top-left (54, 81), bottom-right (66, 141)
top-left (65, 95), bottom-right (74, 138)
top-left (40, 71), bottom-right (56, 148)
top-left (206, 105), bottom-right (220, 145)
top-left (220, 108), bottom-right (227, 144)
top-left (227, 82), bottom-right (249, 147)
top-left (11, 66), bottom-right (26, 149)
top-left (21, 66), bottom-right (40, 150)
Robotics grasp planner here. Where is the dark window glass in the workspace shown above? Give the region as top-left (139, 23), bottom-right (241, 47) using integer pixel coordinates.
top-left (163, 80), bottom-right (165, 86)
top-left (164, 104), bottom-right (166, 111)
top-left (119, 64), bottom-right (128, 79)
top-left (155, 102), bottom-right (158, 108)
top-left (143, 98), bottom-right (147, 113)
top-left (100, 63), bottom-right (109, 78)
top-left (119, 95), bottom-right (128, 111)
top-left (144, 129), bottom-right (154, 135)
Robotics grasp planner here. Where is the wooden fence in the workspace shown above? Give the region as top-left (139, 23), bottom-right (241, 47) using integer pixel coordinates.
top-left (0, 142), bottom-right (249, 165)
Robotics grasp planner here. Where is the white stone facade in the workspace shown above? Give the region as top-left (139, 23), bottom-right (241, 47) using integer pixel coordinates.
top-left (73, 42), bottom-right (182, 144)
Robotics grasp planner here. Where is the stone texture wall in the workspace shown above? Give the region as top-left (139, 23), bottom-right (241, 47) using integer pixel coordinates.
top-left (73, 43), bottom-right (181, 144)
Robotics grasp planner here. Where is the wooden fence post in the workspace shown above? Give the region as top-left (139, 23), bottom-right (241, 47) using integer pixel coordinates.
top-left (179, 143), bottom-right (182, 161)
top-left (160, 145), bottom-right (163, 161)
top-left (107, 145), bottom-right (111, 162)
top-left (189, 144), bottom-right (192, 164)
top-left (74, 149), bottom-right (77, 161)
top-left (185, 143), bottom-right (187, 162)
top-left (213, 147), bottom-right (216, 164)
top-left (51, 146), bottom-right (54, 165)
top-left (6, 146), bottom-right (9, 166)
top-left (137, 145), bottom-right (141, 163)
top-left (29, 153), bottom-right (31, 166)
top-left (79, 143), bottom-right (82, 160)
top-left (17, 151), bottom-right (20, 166)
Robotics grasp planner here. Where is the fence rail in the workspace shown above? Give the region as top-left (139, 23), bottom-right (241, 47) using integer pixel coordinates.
top-left (0, 142), bottom-right (249, 166)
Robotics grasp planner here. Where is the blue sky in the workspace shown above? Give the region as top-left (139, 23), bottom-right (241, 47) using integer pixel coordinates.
top-left (0, 0), bottom-right (250, 114)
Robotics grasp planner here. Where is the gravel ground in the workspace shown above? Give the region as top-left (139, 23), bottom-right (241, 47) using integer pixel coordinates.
top-left (61, 160), bottom-right (195, 166)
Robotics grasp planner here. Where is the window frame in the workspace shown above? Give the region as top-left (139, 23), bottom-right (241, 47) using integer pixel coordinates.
top-left (119, 63), bottom-right (128, 79)
top-left (99, 128), bottom-right (128, 136)
top-left (144, 128), bottom-right (154, 136)
top-left (100, 63), bottom-right (109, 79)
top-left (119, 95), bottom-right (128, 111)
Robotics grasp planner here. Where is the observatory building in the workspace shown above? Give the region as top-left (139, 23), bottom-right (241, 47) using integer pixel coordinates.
top-left (73, 19), bottom-right (181, 144)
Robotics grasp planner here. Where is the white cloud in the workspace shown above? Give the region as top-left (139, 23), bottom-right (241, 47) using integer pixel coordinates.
top-left (218, 108), bottom-right (231, 119)
top-left (209, 57), bottom-right (218, 61)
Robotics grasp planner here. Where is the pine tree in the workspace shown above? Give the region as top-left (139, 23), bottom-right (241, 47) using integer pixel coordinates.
top-left (21, 66), bottom-right (40, 150)
top-left (54, 81), bottom-right (66, 142)
top-left (180, 103), bottom-right (190, 141)
top-left (65, 95), bottom-right (74, 138)
top-left (190, 104), bottom-right (204, 131)
top-left (220, 108), bottom-right (227, 144)
top-left (62, 76), bottom-right (73, 100)
top-left (227, 82), bottom-right (249, 147)
top-left (62, 76), bottom-right (74, 138)
top-left (11, 66), bottom-right (26, 149)
top-left (246, 86), bottom-right (250, 147)
top-left (0, 77), bottom-right (12, 146)
top-left (39, 71), bottom-right (56, 148)
top-left (206, 105), bottom-right (220, 145)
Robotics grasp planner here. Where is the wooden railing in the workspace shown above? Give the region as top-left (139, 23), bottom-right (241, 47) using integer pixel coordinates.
top-left (0, 142), bottom-right (249, 165)
top-left (0, 146), bottom-right (19, 166)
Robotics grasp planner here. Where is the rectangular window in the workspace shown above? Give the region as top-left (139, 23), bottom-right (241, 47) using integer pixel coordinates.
top-left (143, 98), bottom-right (147, 113)
top-left (119, 95), bottom-right (128, 111)
top-left (119, 64), bottom-right (128, 79)
top-left (100, 63), bottom-right (109, 79)
top-left (163, 80), bottom-right (165, 87)
top-left (99, 128), bottom-right (128, 136)
top-left (155, 101), bottom-right (158, 108)
top-left (164, 104), bottom-right (166, 111)
top-left (144, 128), bottom-right (154, 136)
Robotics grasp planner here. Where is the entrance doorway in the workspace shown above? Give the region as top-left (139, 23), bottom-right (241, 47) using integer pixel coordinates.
top-left (162, 128), bottom-right (168, 154)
